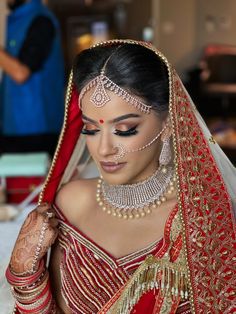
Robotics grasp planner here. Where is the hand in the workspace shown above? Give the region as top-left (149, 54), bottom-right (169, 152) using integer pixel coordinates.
top-left (9, 203), bottom-right (58, 275)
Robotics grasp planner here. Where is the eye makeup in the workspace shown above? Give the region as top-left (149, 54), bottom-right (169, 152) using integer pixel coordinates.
top-left (81, 128), bottom-right (99, 135)
top-left (114, 125), bottom-right (138, 137)
top-left (81, 124), bottom-right (139, 137)
top-left (81, 113), bottom-right (142, 137)
top-left (81, 123), bottom-right (99, 135)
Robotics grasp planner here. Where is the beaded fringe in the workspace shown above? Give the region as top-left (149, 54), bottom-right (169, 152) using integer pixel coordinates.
top-left (109, 255), bottom-right (188, 314)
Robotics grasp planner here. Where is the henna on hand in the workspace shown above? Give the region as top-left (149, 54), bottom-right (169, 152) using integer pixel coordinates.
top-left (10, 203), bottom-right (58, 275)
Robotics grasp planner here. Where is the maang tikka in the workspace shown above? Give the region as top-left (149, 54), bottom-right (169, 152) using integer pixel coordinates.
top-left (78, 51), bottom-right (152, 114)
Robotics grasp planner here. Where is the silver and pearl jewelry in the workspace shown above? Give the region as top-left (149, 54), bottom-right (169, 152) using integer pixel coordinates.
top-left (78, 53), bottom-right (152, 113)
top-left (80, 73), bottom-right (152, 114)
top-left (112, 124), bottom-right (168, 162)
top-left (30, 221), bottom-right (47, 273)
top-left (159, 137), bottom-right (172, 166)
top-left (96, 166), bottom-right (176, 219)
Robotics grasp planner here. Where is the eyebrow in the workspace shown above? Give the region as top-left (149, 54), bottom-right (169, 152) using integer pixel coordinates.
top-left (82, 114), bottom-right (97, 124)
top-left (82, 113), bottom-right (141, 124)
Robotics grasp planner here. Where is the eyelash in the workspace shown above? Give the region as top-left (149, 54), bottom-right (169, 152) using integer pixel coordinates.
top-left (114, 126), bottom-right (138, 137)
top-left (81, 129), bottom-right (99, 135)
top-left (81, 126), bottom-right (138, 137)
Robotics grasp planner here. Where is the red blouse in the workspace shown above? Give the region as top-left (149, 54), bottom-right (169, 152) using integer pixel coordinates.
top-left (54, 205), bottom-right (163, 313)
top-left (54, 205), bottom-right (191, 314)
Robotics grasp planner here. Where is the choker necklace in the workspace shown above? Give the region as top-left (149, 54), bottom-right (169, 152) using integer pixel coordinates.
top-left (96, 166), bottom-right (176, 219)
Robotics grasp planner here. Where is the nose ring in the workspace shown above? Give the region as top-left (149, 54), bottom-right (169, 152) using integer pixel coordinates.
top-left (112, 143), bottom-right (126, 162)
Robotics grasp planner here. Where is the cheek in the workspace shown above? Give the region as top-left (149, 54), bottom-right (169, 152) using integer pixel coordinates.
top-left (85, 137), bottom-right (97, 157)
top-left (130, 134), bottom-right (147, 148)
top-left (120, 132), bottom-right (157, 152)
top-left (130, 139), bottom-right (161, 161)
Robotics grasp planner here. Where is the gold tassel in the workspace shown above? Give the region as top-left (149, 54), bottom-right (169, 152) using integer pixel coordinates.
top-left (110, 255), bottom-right (188, 314)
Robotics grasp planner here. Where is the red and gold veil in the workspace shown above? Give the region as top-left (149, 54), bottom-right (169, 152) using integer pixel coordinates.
top-left (39, 40), bottom-right (236, 313)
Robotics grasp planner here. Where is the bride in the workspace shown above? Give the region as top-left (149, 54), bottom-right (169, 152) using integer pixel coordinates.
top-left (6, 40), bottom-right (236, 314)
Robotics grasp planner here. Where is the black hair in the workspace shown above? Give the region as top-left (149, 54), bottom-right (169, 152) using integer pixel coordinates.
top-left (73, 43), bottom-right (169, 113)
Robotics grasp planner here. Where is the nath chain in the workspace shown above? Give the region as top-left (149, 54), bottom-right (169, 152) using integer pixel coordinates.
top-left (113, 124), bottom-right (168, 161)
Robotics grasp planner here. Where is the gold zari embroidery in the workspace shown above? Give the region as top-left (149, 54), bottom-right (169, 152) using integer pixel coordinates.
top-left (108, 255), bottom-right (188, 314)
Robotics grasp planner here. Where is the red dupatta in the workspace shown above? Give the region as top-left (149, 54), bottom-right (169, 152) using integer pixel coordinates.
top-left (39, 40), bottom-right (236, 313)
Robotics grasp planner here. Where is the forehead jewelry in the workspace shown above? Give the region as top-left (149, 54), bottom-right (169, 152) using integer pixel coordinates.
top-left (99, 119), bottom-right (104, 124)
top-left (78, 59), bottom-right (152, 114)
top-left (112, 124), bottom-right (168, 162)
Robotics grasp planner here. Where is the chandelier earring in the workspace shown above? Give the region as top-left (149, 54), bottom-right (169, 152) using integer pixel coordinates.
top-left (159, 136), bottom-right (172, 168)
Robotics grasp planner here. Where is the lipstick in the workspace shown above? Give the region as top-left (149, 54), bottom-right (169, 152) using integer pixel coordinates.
top-left (100, 161), bottom-right (126, 173)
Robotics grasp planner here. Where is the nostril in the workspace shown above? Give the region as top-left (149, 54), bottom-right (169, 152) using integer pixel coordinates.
top-left (113, 144), bottom-right (126, 161)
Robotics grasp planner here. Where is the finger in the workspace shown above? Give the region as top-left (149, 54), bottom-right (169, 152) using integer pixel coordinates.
top-left (44, 210), bottom-right (57, 223)
top-left (48, 218), bottom-right (59, 228)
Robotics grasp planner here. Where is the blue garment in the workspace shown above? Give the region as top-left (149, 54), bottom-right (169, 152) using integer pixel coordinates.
top-left (0, 0), bottom-right (64, 135)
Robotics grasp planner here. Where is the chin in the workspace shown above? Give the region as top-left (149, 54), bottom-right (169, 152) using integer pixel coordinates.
top-left (101, 172), bottom-right (130, 186)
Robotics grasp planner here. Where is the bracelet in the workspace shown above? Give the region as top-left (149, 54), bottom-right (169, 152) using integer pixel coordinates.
top-left (15, 270), bottom-right (48, 293)
top-left (16, 289), bottom-right (55, 313)
top-left (15, 298), bottom-right (56, 314)
top-left (12, 272), bottom-right (49, 301)
top-left (42, 298), bottom-right (57, 314)
top-left (6, 260), bottom-right (45, 288)
top-left (10, 269), bottom-right (56, 314)
top-left (16, 288), bottom-right (50, 311)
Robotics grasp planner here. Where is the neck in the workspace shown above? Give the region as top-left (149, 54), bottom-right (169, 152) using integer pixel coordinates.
top-left (96, 165), bottom-right (176, 220)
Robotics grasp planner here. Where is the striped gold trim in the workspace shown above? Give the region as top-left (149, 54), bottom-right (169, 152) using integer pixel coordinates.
top-left (38, 71), bottom-right (73, 203)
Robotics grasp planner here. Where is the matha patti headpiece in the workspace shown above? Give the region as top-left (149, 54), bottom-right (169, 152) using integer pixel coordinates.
top-left (78, 52), bottom-right (152, 114)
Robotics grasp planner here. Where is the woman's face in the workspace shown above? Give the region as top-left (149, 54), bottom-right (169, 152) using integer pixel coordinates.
top-left (81, 88), bottom-right (164, 185)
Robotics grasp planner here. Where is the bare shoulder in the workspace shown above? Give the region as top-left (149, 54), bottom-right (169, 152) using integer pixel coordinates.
top-left (55, 178), bottom-right (98, 223)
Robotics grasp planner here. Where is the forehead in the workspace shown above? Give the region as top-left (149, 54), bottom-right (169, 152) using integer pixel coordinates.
top-left (81, 87), bottom-right (146, 120)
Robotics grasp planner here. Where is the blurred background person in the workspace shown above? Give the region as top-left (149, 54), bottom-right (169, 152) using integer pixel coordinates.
top-left (0, 0), bottom-right (65, 157)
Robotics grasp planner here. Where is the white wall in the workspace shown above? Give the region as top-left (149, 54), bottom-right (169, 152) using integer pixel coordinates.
top-left (152, 0), bottom-right (196, 78)
top-left (152, 0), bottom-right (236, 77)
top-left (196, 0), bottom-right (236, 49)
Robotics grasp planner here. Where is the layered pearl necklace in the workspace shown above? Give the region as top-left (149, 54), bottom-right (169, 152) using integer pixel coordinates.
top-left (96, 166), bottom-right (176, 219)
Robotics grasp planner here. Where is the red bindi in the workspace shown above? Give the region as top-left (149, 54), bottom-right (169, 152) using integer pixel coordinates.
top-left (99, 119), bottom-right (104, 124)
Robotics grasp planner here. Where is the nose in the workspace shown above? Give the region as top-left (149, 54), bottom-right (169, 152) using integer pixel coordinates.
top-left (97, 132), bottom-right (117, 158)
